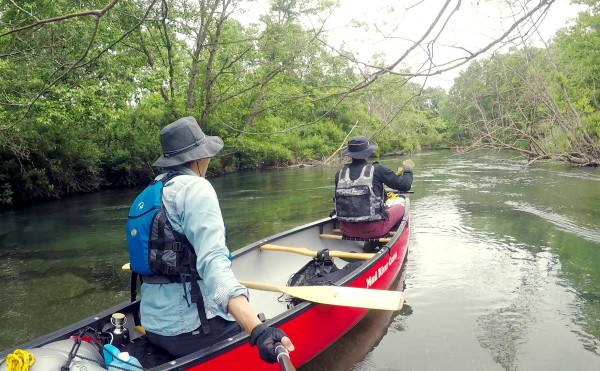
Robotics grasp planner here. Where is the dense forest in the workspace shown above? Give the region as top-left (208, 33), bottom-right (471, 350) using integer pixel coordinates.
top-left (0, 0), bottom-right (599, 206)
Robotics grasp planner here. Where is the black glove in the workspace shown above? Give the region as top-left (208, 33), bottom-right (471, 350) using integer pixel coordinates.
top-left (249, 324), bottom-right (288, 363)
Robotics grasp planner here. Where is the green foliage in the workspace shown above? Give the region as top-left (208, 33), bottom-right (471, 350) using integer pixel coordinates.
top-left (553, 9), bottom-right (600, 146)
top-left (447, 50), bottom-right (560, 151)
top-left (290, 119), bottom-right (346, 160)
top-left (233, 135), bottom-right (294, 169)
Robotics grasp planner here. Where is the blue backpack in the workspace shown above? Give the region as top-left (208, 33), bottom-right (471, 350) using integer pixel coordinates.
top-left (126, 172), bottom-right (194, 276)
top-left (126, 172), bottom-right (210, 334)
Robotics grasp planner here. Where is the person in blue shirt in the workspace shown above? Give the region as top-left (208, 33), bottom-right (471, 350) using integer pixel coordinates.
top-left (140, 116), bottom-right (294, 362)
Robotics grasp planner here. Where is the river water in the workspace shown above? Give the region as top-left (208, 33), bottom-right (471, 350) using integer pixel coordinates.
top-left (1, 150), bottom-right (599, 370)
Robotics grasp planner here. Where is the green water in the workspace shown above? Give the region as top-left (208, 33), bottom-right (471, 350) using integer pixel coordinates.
top-left (1, 150), bottom-right (599, 370)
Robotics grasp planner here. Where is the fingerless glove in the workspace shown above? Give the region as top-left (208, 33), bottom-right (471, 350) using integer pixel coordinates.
top-left (250, 324), bottom-right (288, 363)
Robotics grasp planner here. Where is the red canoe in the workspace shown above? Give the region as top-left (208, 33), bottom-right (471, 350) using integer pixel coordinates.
top-left (0, 196), bottom-right (410, 371)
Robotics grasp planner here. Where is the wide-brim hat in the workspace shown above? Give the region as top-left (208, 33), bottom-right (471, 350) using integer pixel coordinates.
top-left (342, 136), bottom-right (378, 159)
top-left (152, 116), bottom-right (224, 168)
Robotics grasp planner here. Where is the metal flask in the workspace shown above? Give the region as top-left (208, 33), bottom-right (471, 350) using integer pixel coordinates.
top-left (110, 312), bottom-right (130, 347)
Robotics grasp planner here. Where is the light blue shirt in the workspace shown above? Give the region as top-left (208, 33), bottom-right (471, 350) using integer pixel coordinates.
top-left (140, 166), bottom-right (248, 336)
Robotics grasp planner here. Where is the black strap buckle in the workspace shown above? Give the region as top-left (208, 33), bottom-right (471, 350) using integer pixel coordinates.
top-left (171, 241), bottom-right (182, 251)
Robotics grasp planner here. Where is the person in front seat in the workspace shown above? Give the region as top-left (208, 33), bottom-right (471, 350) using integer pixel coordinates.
top-left (334, 136), bottom-right (414, 239)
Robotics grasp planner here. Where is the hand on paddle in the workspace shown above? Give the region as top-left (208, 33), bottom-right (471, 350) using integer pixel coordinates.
top-left (397, 159), bottom-right (415, 174)
top-left (227, 295), bottom-right (294, 364)
top-left (250, 324), bottom-right (295, 363)
top-left (402, 159), bottom-right (415, 171)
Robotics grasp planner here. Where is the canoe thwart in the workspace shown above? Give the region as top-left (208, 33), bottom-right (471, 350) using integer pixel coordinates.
top-left (319, 234), bottom-right (391, 243)
top-left (260, 244), bottom-right (374, 260)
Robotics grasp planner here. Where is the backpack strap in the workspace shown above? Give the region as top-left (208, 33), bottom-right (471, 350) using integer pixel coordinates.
top-left (153, 170), bottom-right (186, 274)
top-left (314, 249), bottom-right (336, 275)
top-left (130, 271), bottom-right (139, 302)
top-left (338, 165), bottom-right (350, 183)
top-left (190, 269), bottom-right (211, 335)
top-left (161, 170), bottom-right (185, 184)
top-left (360, 164), bottom-right (374, 178)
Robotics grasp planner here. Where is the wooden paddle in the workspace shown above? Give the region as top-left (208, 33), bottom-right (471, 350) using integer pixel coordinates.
top-left (238, 280), bottom-right (404, 311)
top-left (121, 264), bottom-right (404, 310)
top-left (260, 244), bottom-right (374, 260)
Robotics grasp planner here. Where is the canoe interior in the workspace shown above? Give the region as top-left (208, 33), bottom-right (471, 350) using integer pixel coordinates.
top-left (0, 196), bottom-right (410, 371)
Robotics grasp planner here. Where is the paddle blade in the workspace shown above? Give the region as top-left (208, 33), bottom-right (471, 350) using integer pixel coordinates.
top-left (121, 262), bottom-right (404, 310)
top-left (239, 280), bottom-right (404, 311)
top-left (287, 285), bottom-right (404, 311)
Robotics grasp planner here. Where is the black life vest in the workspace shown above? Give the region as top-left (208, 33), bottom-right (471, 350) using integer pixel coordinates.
top-left (334, 164), bottom-right (385, 222)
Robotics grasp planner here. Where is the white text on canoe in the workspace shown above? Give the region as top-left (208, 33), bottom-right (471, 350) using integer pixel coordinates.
top-left (365, 251), bottom-right (398, 289)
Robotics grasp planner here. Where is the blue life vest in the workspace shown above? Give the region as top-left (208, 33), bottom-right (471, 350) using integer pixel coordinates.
top-left (126, 172), bottom-right (195, 277)
top-left (126, 172), bottom-right (210, 334)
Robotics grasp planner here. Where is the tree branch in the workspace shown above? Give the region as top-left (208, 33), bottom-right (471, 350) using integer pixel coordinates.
top-left (0, 0), bottom-right (119, 38)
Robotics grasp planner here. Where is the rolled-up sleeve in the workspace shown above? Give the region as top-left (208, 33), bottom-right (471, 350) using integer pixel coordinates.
top-left (172, 176), bottom-right (248, 312)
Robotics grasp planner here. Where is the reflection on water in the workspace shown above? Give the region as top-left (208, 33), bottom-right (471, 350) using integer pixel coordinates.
top-left (1, 151), bottom-right (600, 370)
top-left (302, 265), bottom-right (409, 371)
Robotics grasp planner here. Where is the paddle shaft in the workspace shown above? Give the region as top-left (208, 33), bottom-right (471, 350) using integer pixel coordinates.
top-left (240, 280), bottom-right (288, 292)
top-left (123, 264), bottom-right (403, 310)
top-left (275, 343), bottom-right (295, 371)
top-left (260, 244), bottom-right (374, 260)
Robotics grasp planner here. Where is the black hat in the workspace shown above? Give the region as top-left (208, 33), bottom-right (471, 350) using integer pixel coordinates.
top-left (342, 136), bottom-right (378, 159)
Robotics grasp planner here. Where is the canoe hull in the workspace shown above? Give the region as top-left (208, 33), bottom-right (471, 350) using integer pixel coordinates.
top-left (1, 198), bottom-right (411, 371)
top-left (182, 207), bottom-right (410, 370)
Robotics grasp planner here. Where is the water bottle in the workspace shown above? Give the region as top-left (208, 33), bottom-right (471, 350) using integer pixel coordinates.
top-left (109, 312), bottom-right (129, 347)
top-left (103, 343), bottom-right (120, 366)
top-left (107, 351), bottom-right (143, 371)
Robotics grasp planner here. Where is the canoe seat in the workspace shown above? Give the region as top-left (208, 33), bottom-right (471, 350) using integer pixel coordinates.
top-left (332, 228), bottom-right (395, 236)
top-left (319, 233), bottom-right (389, 253)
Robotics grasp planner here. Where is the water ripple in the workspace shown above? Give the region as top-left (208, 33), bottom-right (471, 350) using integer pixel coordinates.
top-left (505, 201), bottom-right (600, 244)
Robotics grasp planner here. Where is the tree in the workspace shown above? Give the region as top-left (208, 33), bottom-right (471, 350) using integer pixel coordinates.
top-left (443, 5), bottom-right (600, 166)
